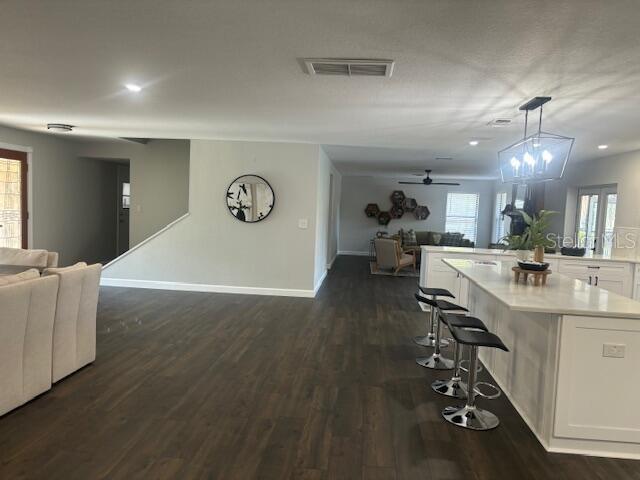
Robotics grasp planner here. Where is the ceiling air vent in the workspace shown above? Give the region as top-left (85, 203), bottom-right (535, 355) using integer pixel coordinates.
top-left (487, 118), bottom-right (512, 127)
top-left (304, 58), bottom-right (394, 77)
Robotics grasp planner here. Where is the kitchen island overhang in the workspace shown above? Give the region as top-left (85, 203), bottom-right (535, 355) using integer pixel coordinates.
top-left (441, 258), bottom-right (640, 460)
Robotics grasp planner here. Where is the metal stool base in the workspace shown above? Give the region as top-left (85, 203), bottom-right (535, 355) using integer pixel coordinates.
top-left (432, 378), bottom-right (467, 399)
top-left (413, 335), bottom-right (449, 348)
top-left (416, 354), bottom-right (454, 370)
top-left (442, 405), bottom-right (500, 431)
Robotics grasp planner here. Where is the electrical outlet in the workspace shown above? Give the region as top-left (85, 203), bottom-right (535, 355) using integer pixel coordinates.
top-left (603, 343), bottom-right (626, 358)
top-left (298, 218), bottom-right (308, 229)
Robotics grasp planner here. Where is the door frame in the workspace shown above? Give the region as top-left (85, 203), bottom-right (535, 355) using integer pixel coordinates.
top-left (0, 144), bottom-right (32, 249)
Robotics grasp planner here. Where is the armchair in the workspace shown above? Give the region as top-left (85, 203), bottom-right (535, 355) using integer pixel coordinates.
top-left (374, 238), bottom-right (416, 275)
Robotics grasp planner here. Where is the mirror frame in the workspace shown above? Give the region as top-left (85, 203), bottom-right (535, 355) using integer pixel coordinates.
top-left (226, 174), bottom-right (275, 223)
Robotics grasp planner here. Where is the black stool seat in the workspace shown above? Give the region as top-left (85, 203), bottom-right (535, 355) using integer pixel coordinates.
top-left (449, 326), bottom-right (509, 351)
top-left (414, 294), bottom-right (468, 313)
top-left (419, 287), bottom-right (455, 298)
top-left (434, 299), bottom-right (468, 312)
top-left (441, 313), bottom-right (488, 331)
top-left (415, 292), bottom-right (437, 307)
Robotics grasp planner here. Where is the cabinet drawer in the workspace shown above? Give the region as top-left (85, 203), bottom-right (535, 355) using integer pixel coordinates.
top-left (558, 260), bottom-right (631, 277)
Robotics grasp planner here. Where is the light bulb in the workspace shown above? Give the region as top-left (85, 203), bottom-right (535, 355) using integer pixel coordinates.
top-left (524, 151), bottom-right (535, 166)
top-left (510, 156), bottom-right (520, 168)
top-left (542, 150), bottom-right (553, 163)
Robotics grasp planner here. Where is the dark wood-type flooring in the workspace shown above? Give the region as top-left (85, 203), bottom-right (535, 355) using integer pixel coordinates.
top-left (1, 256), bottom-right (639, 479)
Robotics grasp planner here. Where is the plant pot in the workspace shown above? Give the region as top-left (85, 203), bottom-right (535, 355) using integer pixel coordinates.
top-left (515, 250), bottom-right (533, 262)
top-left (533, 245), bottom-right (545, 263)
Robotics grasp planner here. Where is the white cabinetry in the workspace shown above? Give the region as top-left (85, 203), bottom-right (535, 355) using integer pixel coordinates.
top-left (423, 252), bottom-right (501, 307)
top-left (558, 260), bottom-right (632, 297)
top-left (420, 247), bottom-right (637, 299)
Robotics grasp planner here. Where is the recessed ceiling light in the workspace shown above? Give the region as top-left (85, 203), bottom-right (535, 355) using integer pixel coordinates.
top-left (469, 140), bottom-right (479, 146)
top-left (47, 123), bottom-right (74, 132)
top-left (598, 144), bottom-right (608, 150)
top-left (125, 83), bottom-right (142, 92)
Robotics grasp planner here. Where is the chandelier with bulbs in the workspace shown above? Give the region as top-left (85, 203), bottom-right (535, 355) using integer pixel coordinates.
top-left (498, 96), bottom-right (574, 183)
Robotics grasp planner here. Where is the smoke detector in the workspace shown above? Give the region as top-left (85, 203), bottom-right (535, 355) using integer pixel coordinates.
top-left (304, 58), bottom-right (394, 77)
top-left (47, 123), bottom-right (74, 133)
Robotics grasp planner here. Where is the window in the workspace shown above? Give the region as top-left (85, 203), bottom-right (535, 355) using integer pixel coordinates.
top-left (493, 192), bottom-right (507, 243)
top-left (576, 185), bottom-right (617, 254)
top-left (0, 149), bottom-right (28, 249)
top-left (445, 192), bottom-right (480, 243)
top-left (122, 182), bottom-right (130, 209)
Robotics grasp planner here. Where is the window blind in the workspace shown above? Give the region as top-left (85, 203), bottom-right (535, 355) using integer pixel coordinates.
top-left (445, 192), bottom-right (479, 243)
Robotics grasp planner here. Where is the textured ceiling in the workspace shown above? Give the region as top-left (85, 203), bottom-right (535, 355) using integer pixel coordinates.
top-left (1, 0), bottom-right (640, 176)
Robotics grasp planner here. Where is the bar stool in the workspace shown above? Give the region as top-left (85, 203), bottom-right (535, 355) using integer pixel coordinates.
top-left (431, 313), bottom-right (487, 399)
top-left (413, 287), bottom-right (455, 348)
top-left (415, 297), bottom-right (468, 370)
top-left (442, 326), bottom-right (509, 431)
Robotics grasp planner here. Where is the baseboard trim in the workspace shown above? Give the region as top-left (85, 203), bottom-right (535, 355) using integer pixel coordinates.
top-left (314, 269), bottom-right (328, 294)
top-left (338, 250), bottom-right (369, 256)
top-left (100, 277), bottom-right (316, 298)
top-left (326, 254), bottom-right (337, 269)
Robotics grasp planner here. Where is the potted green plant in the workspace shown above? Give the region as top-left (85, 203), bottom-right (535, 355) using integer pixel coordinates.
top-left (521, 210), bottom-right (557, 262)
top-left (501, 209), bottom-right (557, 262)
top-left (501, 231), bottom-right (532, 262)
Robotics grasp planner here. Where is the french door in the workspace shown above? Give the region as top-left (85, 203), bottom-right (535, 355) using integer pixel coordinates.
top-left (576, 185), bottom-right (617, 255)
top-left (0, 148), bottom-right (28, 249)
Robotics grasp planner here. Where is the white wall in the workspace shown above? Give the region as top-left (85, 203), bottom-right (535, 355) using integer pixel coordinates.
top-left (338, 176), bottom-right (495, 253)
top-left (0, 125), bottom-right (119, 265)
top-left (76, 139), bottom-right (190, 246)
top-left (103, 139), bottom-right (326, 294)
top-left (541, 150), bottom-right (640, 238)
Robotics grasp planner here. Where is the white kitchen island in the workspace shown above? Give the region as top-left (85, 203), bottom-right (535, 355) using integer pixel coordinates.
top-left (442, 258), bottom-right (640, 459)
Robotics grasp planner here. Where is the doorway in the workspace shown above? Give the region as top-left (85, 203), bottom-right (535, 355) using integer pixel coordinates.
top-left (575, 185), bottom-right (617, 255)
top-left (117, 164), bottom-right (130, 256)
top-left (0, 148), bottom-right (28, 249)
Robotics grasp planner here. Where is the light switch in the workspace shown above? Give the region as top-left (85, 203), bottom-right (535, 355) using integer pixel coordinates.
top-left (298, 218), bottom-right (308, 229)
top-left (603, 343), bottom-right (626, 358)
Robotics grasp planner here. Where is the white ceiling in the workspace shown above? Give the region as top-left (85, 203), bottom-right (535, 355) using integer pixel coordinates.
top-left (2, 0), bottom-right (640, 176)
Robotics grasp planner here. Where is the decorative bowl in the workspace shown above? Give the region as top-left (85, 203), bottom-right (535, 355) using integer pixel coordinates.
top-left (517, 261), bottom-right (550, 272)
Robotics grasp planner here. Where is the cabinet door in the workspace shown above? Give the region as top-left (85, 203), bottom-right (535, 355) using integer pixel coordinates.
top-left (426, 269), bottom-right (460, 298)
top-left (594, 277), bottom-right (626, 296)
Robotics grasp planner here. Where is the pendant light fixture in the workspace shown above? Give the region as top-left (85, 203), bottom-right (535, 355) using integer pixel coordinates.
top-left (498, 97), bottom-right (574, 183)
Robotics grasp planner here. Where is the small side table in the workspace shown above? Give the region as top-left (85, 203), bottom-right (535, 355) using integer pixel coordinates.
top-left (512, 267), bottom-right (552, 286)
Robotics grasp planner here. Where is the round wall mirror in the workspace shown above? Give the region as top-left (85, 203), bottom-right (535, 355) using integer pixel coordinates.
top-left (226, 175), bottom-right (275, 223)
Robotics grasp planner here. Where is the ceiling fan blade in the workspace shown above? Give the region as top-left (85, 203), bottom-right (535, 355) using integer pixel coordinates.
top-left (430, 182), bottom-right (461, 186)
top-left (398, 181), bottom-right (424, 185)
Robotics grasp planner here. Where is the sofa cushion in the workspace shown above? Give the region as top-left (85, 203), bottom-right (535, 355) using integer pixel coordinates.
top-left (43, 262), bottom-right (87, 277)
top-left (400, 229), bottom-right (417, 246)
top-left (0, 268), bottom-right (40, 286)
top-left (0, 247), bottom-right (49, 268)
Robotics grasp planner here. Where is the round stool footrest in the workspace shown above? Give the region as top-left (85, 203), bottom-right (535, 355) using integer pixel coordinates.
top-left (474, 381), bottom-right (501, 400)
top-left (459, 359), bottom-right (483, 374)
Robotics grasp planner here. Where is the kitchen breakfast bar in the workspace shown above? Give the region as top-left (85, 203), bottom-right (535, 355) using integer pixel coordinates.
top-left (436, 258), bottom-right (640, 459)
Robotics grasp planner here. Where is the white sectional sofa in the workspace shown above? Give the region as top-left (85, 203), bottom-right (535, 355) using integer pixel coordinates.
top-left (0, 270), bottom-right (59, 416)
top-left (0, 257), bottom-right (102, 416)
top-left (0, 247), bottom-right (59, 268)
top-left (45, 263), bottom-right (102, 383)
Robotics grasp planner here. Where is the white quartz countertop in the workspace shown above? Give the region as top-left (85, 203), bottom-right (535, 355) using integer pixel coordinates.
top-left (443, 258), bottom-right (640, 318)
top-left (422, 245), bottom-right (640, 264)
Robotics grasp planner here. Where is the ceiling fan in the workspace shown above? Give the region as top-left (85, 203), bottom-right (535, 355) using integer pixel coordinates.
top-left (399, 169), bottom-right (460, 186)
